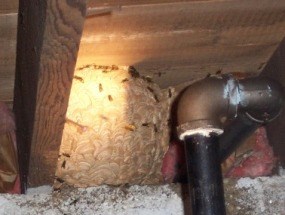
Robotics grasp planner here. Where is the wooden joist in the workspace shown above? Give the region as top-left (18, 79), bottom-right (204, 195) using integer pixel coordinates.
top-left (88, 0), bottom-right (209, 7)
top-left (1, 0), bottom-right (285, 101)
top-left (0, 13), bottom-right (17, 103)
top-left (0, 0), bottom-right (18, 14)
top-left (13, 0), bottom-right (87, 192)
top-left (78, 0), bottom-right (285, 87)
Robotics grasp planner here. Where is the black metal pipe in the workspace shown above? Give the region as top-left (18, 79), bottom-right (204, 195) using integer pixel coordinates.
top-left (177, 76), bottom-right (238, 134)
top-left (176, 75), bottom-right (284, 215)
top-left (219, 114), bottom-right (259, 162)
top-left (177, 75), bottom-right (284, 159)
top-left (238, 77), bottom-right (284, 123)
top-left (184, 133), bottom-right (226, 215)
top-left (218, 76), bottom-right (284, 161)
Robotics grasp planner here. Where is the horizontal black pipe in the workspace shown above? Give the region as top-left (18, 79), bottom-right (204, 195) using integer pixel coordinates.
top-left (238, 77), bottom-right (284, 123)
top-left (184, 133), bottom-right (226, 215)
top-left (218, 76), bottom-right (284, 161)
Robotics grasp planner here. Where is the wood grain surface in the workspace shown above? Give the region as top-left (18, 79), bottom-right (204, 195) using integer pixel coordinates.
top-left (88, 0), bottom-right (211, 7)
top-left (1, 0), bottom-right (285, 102)
top-left (0, 13), bottom-right (17, 103)
top-left (13, 0), bottom-right (87, 191)
top-left (0, 0), bottom-right (18, 14)
top-left (77, 0), bottom-right (285, 88)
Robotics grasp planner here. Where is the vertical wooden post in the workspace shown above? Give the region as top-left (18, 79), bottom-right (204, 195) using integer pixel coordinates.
top-left (14, 0), bottom-right (87, 192)
top-left (261, 37), bottom-right (285, 166)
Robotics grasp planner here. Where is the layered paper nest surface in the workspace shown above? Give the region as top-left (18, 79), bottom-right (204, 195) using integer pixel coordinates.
top-left (56, 65), bottom-right (171, 187)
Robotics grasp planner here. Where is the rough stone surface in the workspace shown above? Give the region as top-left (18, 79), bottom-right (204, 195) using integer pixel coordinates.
top-left (0, 176), bottom-right (284, 215)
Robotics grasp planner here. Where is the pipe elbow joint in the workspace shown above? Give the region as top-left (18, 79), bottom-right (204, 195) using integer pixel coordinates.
top-left (177, 75), bottom-right (284, 140)
top-left (177, 75), bottom-right (239, 140)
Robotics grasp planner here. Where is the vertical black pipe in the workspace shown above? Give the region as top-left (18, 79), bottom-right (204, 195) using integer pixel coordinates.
top-left (184, 133), bottom-right (226, 215)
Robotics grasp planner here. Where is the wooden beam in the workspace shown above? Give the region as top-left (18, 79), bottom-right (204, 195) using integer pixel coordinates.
top-left (77, 0), bottom-right (285, 88)
top-left (88, 0), bottom-right (211, 7)
top-left (260, 37), bottom-right (285, 166)
top-left (0, 13), bottom-right (17, 103)
top-left (14, 0), bottom-right (87, 192)
top-left (2, 0), bottom-right (285, 101)
top-left (0, 0), bottom-right (18, 14)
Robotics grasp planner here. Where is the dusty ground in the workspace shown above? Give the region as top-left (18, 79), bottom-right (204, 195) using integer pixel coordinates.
top-left (0, 175), bottom-right (284, 215)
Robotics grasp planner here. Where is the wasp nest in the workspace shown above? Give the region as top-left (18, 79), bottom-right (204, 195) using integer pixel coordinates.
top-left (56, 65), bottom-right (170, 187)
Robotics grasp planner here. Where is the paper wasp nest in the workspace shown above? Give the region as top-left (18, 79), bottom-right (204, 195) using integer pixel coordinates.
top-left (56, 65), bottom-right (170, 187)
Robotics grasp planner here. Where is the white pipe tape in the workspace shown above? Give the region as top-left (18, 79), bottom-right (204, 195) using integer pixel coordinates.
top-left (179, 128), bottom-right (224, 140)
